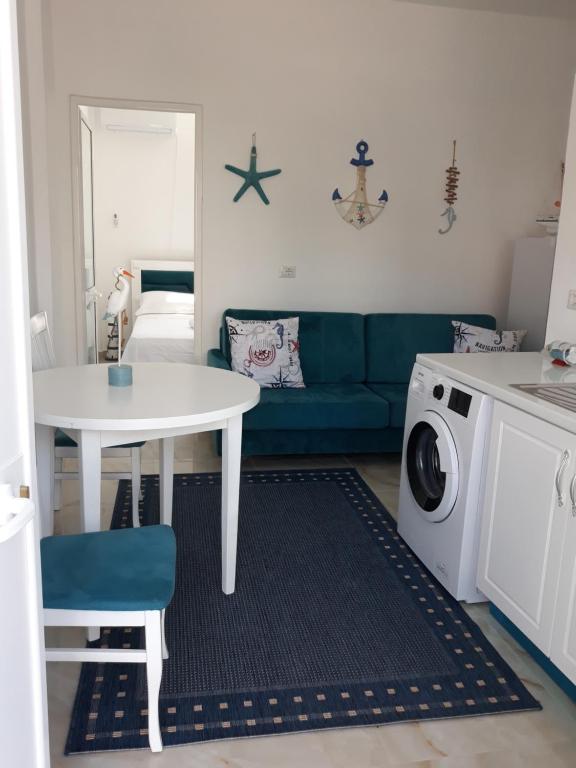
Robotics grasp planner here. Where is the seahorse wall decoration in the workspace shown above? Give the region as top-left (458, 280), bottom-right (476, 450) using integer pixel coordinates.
top-left (439, 140), bottom-right (460, 235)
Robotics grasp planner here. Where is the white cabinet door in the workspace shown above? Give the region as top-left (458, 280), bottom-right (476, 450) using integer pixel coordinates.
top-left (477, 401), bottom-right (575, 653)
top-left (551, 496), bottom-right (576, 682)
top-left (0, 0), bottom-right (49, 764)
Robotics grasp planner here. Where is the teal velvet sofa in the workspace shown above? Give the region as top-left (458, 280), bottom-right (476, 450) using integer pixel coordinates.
top-left (207, 309), bottom-right (496, 456)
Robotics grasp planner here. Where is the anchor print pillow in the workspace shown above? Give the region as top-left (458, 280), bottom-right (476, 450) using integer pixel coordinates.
top-left (452, 321), bottom-right (527, 353)
top-left (226, 317), bottom-right (305, 388)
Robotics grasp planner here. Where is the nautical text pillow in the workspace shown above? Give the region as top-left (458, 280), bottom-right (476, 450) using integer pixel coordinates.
top-left (226, 317), bottom-right (305, 388)
top-left (452, 321), bottom-right (526, 353)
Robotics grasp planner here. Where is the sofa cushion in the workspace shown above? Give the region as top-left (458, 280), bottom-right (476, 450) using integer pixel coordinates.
top-left (367, 383), bottom-right (408, 428)
top-left (365, 313), bottom-right (496, 384)
top-left (452, 321), bottom-right (526, 353)
top-left (226, 316), bottom-right (305, 387)
top-left (243, 383), bottom-right (389, 431)
top-left (221, 309), bottom-right (366, 384)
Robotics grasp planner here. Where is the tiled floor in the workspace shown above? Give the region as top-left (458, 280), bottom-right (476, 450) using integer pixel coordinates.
top-left (47, 435), bottom-right (576, 767)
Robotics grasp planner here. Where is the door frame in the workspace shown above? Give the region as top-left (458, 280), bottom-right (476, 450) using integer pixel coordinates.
top-left (79, 115), bottom-right (97, 362)
top-left (69, 95), bottom-right (203, 364)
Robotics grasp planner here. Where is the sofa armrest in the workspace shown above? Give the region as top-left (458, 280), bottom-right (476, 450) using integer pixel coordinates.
top-left (207, 348), bottom-right (231, 371)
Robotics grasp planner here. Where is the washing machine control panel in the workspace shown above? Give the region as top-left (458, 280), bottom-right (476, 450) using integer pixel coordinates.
top-left (431, 381), bottom-right (472, 418)
top-left (411, 364), bottom-right (475, 419)
top-left (432, 384), bottom-right (444, 400)
top-left (448, 388), bottom-right (472, 418)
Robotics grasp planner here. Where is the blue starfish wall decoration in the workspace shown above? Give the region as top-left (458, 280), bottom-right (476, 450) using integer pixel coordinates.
top-left (225, 135), bottom-right (282, 205)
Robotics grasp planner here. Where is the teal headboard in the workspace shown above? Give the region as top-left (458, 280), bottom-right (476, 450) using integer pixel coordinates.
top-left (141, 269), bottom-right (194, 294)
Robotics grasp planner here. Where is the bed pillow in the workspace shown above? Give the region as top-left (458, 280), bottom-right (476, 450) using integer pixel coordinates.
top-left (136, 290), bottom-right (194, 316)
top-left (452, 321), bottom-right (526, 353)
top-left (226, 316), bottom-right (305, 388)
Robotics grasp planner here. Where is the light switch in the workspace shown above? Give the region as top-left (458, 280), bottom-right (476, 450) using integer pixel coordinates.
top-left (567, 289), bottom-right (576, 310)
top-left (279, 265), bottom-right (296, 278)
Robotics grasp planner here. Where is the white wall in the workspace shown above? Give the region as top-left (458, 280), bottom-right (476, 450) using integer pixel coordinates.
top-left (87, 108), bottom-right (195, 350)
top-left (17, 0), bottom-right (53, 322)
top-left (172, 113), bottom-right (196, 255)
top-left (546, 76), bottom-right (576, 343)
top-left (42, 0), bottom-right (576, 363)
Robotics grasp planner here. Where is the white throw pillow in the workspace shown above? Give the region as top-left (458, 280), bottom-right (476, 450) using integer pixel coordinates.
top-left (226, 317), bottom-right (305, 388)
top-left (136, 290), bottom-right (194, 316)
top-left (452, 321), bottom-right (526, 353)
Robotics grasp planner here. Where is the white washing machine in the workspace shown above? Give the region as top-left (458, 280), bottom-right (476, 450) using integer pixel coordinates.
top-left (398, 362), bottom-right (492, 603)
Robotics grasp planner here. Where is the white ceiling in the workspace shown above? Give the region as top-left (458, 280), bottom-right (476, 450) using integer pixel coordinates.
top-left (395, 0), bottom-right (576, 19)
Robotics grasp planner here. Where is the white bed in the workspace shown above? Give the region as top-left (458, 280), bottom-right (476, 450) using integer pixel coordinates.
top-left (122, 259), bottom-right (195, 364)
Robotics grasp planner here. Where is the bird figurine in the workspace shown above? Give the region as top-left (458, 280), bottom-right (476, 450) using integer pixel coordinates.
top-left (103, 266), bottom-right (134, 386)
top-left (103, 266), bottom-right (133, 321)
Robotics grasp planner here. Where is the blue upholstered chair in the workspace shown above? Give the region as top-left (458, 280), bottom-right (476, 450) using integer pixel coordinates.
top-left (30, 311), bottom-right (144, 528)
top-left (42, 525), bottom-right (176, 752)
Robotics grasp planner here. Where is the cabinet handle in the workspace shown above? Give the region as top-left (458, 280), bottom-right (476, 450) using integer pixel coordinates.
top-left (570, 474), bottom-right (576, 518)
top-left (556, 450), bottom-right (570, 507)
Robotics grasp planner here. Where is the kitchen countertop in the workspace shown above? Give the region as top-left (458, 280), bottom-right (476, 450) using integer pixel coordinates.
top-left (417, 351), bottom-right (576, 434)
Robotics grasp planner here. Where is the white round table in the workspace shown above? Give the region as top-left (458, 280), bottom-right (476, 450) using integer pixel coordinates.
top-left (33, 363), bottom-right (260, 594)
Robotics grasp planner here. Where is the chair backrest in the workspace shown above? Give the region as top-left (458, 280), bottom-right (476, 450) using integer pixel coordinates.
top-left (30, 311), bottom-right (56, 371)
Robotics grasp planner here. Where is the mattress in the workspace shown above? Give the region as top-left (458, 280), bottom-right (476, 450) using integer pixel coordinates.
top-left (122, 314), bottom-right (195, 364)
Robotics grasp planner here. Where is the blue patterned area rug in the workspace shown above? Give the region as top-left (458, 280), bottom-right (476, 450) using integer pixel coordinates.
top-left (66, 469), bottom-right (540, 754)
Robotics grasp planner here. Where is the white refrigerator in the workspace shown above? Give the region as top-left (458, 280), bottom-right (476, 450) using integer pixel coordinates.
top-left (507, 236), bottom-right (556, 352)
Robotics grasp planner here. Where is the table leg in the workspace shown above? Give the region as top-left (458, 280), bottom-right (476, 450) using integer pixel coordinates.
top-left (221, 414), bottom-right (242, 594)
top-left (78, 431), bottom-right (101, 533)
top-left (35, 424), bottom-right (54, 538)
top-left (159, 437), bottom-right (174, 525)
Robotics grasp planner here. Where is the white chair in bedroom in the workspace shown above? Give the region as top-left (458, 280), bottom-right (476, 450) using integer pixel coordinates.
top-left (30, 311), bottom-right (144, 528)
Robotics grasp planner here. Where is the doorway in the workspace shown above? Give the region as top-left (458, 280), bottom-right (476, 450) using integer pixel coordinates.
top-left (71, 98), bottom-right (201, 365)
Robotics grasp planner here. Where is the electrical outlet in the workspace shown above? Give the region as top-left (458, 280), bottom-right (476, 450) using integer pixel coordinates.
top-left (279, 265), bottom-right (296, 278)
top-left (568, 289), bottom-right (576, 310)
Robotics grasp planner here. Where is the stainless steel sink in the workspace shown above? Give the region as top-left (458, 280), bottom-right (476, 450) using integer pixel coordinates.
top-left (511, 383), bottom-right (576, 413)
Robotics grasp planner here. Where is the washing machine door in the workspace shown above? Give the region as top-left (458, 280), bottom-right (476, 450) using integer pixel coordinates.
top-left (405, 411), bottom-right (459, 522)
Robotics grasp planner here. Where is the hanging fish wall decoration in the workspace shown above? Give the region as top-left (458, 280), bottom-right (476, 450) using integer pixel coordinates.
top-left (439, 140), bottom-right (460, 235)
top-left (332, 140), bottom-right (389, 229)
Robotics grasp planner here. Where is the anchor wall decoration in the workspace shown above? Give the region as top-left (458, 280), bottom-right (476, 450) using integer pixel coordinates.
top-left (332, 140), bottom-right (389, 229)
top-left (439, 140), bottom-right (460, 235)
